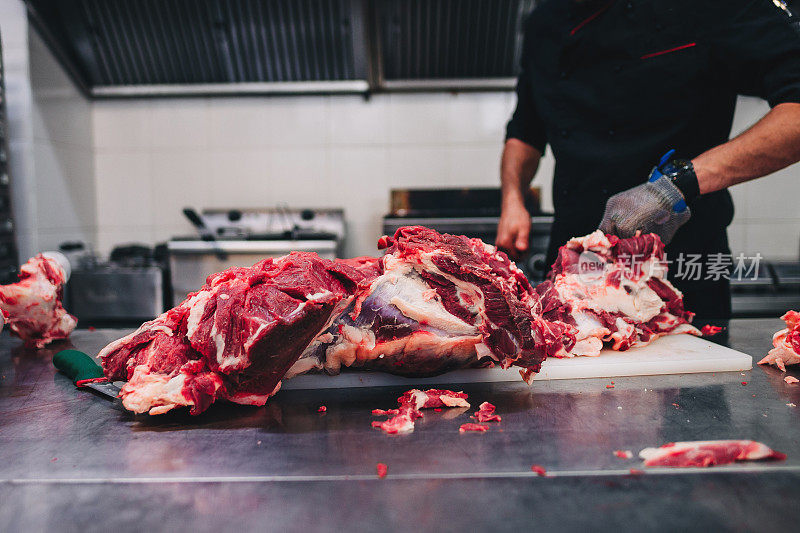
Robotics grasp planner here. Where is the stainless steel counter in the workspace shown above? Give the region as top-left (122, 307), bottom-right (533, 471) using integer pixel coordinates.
top-left (2, 319), bottom-right (799, 532)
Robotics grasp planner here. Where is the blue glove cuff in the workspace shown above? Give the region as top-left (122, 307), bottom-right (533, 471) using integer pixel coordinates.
top-left (647, 149), bottom-right (699, 209)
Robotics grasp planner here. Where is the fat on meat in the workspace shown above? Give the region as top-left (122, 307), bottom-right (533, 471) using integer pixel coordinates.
top-left (99, 226), bottom-right (701, 416)
top-left (0, 254), bottom-right (76, 348)
top-left (639, 440), bottom-right (786, 467)
top-left (288, 226), bottom-right (561, 381)
top-left (533, 230), bottom-right (699, 357)
top-left (100, 252), bottom-right (374, 415)
top-left (758, 310), bottom-right (800, 372)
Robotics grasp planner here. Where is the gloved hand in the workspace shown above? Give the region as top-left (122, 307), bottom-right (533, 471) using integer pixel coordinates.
top-left (599, 150), bottom-right (699, 244)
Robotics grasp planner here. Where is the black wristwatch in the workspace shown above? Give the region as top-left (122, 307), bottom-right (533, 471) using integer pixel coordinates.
top-left (657, 155), bottom-right (700, 204)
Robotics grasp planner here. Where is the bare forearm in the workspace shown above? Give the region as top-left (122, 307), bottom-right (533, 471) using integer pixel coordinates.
top-left (693, 102), bottom-right (800, 195)
top-left (501, 138), bottom-right (542, 209)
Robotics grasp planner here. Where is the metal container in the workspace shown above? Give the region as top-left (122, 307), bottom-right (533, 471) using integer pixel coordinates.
top-left (66, 265), bottom-right (164, 323)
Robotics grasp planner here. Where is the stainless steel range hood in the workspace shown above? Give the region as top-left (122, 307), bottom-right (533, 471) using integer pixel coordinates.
top-left (25, 0), bottom-right (533, 98)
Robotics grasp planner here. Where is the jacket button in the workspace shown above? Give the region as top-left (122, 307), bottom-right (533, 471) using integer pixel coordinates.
top-left (560, 129), bottom-right (570, 138)
top-left (608, 129), bottom-right (615, 136)
top-left (613, 65), bottom-right (622, 73)
top-left (560, 71), bottom-right (567, 79)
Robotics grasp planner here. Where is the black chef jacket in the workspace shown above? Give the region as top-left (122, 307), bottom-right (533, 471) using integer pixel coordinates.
top-left (506, 0), bottom-right (800, 318)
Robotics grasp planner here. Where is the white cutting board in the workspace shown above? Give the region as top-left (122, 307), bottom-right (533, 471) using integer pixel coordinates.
top-left (281, 335), bottom-right (752, 390)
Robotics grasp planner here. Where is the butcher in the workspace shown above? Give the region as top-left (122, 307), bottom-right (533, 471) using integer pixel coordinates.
top-left (496, 0), bottom-right (800, 318)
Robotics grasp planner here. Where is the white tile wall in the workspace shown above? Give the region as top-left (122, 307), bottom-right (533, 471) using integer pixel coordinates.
top-left (89, 92), bottom-right (528, 257)
top-left (94, 100), bottom-right (151, 151)
top-left (28, 29), bottom-right (95, 254)
top-left (94, 152), bottom-right (152, 247)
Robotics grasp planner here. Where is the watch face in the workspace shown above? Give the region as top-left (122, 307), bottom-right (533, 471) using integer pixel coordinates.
top-left (660, 159), bottom-right (691, 178)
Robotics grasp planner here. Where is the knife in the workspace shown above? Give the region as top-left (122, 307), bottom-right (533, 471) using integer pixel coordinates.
top-left (53, 349), bottom-right (122, 400)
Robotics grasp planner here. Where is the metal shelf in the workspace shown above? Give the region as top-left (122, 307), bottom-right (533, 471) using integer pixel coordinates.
top-left (0, 31), bottom-right (19, 282)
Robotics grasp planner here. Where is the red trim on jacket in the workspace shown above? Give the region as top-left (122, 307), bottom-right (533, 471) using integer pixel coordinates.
top-left (569, 1), bottom-right (615, 36)
top-left (640, 42), bottom-right (697, 60)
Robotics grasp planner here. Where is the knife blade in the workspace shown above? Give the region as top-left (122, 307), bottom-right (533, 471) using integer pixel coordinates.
top-left (53, 349), bottom-right (121, 400)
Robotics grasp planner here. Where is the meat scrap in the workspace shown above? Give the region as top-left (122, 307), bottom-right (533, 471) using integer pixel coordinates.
top-left (759, 311), bottom-right (800, 372)
top-left (530, 465), bottom-right (547, 477)
top-left (472, 402), bottom-right (501, 423)
top-left (639, 440), bottom-right (786, 467)
top-left (459, 423), bottom-right (489, 433)
top-left (614, 450), bottom-right (633, 459)
top-left (372, 389), bottom-right (470, 434)
top-left (700, 324), bottom-right (724, 336)
top-left (785, 376), bottom-right (799, 384)
top-left (376, 463), bottom-right (388, 478)
top-left (0, 254), bottom-right (76, 348)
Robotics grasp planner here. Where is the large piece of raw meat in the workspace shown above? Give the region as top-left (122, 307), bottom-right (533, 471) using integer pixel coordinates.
top-left (758, 310), bottom-right (800, 371)
top-left (101, 227), bottom-right (563, 414)
top-left (533, 230), bottom-right (698, 357)
top-left (100, 253), bottom-right (376, 414)
top-left (0, 254), bottom-right (77, 348)
top-left (99, 226), bottom-right (697, 415)
top-left (288, 226), bottom-right (562, 382)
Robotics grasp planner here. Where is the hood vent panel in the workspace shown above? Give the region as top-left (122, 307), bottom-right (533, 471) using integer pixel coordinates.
top-left (378, 0), bottom-right (531, 82)
top-left (25, 0), bottom-right (533, 97)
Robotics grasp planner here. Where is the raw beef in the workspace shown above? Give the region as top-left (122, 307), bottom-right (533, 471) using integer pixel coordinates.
top-left (533, 231), bottom-right (698, 357)
top-left (639, 440), bottom-right (786, 467)
top-left (100, 252), bottom-right (373, 415)
top-left (700, 324), bottom-right (724, 336)
top-left (758, 311), bottom-right (800, 371)
top-left (371, 388), bottom-right (470, 434)
top-left (99, 226), bottom-right (699, 416)
top-left (459, 423), bottom-right (489, 433)
top-left (530, 465), bottom-right (547, 476)
top-left (288, 226), bottom-right (560, 381)
top-left (472, 402), bottom-right (501, 422)
top-left (0, 254), bottom-right (76, 348)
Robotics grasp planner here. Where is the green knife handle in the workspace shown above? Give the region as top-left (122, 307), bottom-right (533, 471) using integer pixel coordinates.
top-left (53, 349), bottom-right (105, 384)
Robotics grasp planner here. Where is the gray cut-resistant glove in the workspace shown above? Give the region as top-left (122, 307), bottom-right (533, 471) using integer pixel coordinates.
top-left (599, 150), bottom-right (699, 245)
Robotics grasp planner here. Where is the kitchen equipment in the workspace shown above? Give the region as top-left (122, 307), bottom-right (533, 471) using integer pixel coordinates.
top-left (168, 207), bottom-right (345, 306)
top-left (282, 334), bottom-right (752, 390)
top-left (383, 187), bottom-right (553, 281)
top-left (182, 207), bottom-right (228, 261)
top-left (53, 349), bottom-right (121, 400)
top-left (65, 244), bottom-right (165, 325)
top-left (731, 259), bottom-right (800, 317)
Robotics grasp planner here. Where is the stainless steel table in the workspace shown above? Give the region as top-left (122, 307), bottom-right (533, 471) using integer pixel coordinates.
top-left (2, 319), bottom-right (799, 532)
